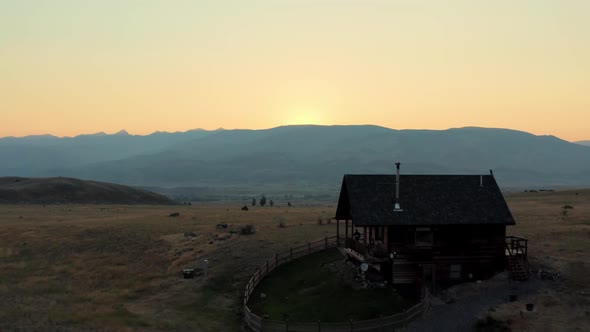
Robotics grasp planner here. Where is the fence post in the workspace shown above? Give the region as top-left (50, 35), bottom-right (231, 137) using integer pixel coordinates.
top-left (275, 252), bottom-right (278, 267)
top-left (309, 241), bottom-right (311, 254)
top-left (266, 259), bottom-right (269, 274)
top-left (325, 236), bottom-right (328, 249)
top-left (285, 319), bottom-right (289, 332)
top-left (318, 320), bottom-right (321, 332)
top-left (349, 318), bottom-right (353, 332)
top-left (290, 248), bottom-right (293, 261)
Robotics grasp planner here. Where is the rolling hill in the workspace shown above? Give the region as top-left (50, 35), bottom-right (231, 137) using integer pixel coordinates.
top-left (0, 177), bottom-right (175, 204)
top-left (2, 126), bottom-right (590, 191)
top-left (576, 140), bottom-right (590, 147)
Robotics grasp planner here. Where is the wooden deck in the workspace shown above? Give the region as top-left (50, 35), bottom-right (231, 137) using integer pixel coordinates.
top-left (343, 236), bottom-right (529, 284)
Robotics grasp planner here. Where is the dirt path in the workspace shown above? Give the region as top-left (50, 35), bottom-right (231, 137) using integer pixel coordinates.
top-left (403, 273), bottom-right (546, 332)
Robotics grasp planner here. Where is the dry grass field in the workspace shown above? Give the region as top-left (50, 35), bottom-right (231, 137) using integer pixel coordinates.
top-left (486, 189), bottom-right (590, 331)
top-left (0, 189), bottom-right (589, 331)
top-left (0, 203), bottom-right (336, 331)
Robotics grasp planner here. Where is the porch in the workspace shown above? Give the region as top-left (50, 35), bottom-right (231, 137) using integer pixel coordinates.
top-left (342, 236), bottom-right (504, 263)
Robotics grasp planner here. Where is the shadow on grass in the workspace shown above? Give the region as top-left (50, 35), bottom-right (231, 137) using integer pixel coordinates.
top-left (248, 248), bottom-right (416, 322)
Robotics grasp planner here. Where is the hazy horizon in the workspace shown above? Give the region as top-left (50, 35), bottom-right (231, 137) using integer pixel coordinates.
top-left (1, 124), bottom-right (588, 143)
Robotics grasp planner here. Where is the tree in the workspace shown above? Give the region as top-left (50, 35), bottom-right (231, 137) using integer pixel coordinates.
top-left (259, 195), bottom-right (267, 207)
top-left (269, 199), bottom-right (274, 207)
top-left (252, 198), bottom-right (256, 206)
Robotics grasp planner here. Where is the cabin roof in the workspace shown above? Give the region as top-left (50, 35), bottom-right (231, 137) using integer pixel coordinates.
top-left (335, 174), bottom-right (515, 226)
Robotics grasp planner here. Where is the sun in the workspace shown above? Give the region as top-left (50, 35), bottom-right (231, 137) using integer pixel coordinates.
top-left (286, 107), bottom-right (323, 125)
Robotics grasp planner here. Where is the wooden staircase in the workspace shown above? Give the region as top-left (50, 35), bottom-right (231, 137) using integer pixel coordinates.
top-left (507, 255), bottom-right (529, 281)
top-left (506, 236), bottom-right (529, 281)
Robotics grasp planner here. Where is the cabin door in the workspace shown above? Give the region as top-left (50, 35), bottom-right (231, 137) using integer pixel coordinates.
top-left (422, 264), bottom-right (436, 293)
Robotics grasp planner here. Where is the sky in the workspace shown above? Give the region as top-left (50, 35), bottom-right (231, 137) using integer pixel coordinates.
top-left (1, 0), bottom-right (589, 141)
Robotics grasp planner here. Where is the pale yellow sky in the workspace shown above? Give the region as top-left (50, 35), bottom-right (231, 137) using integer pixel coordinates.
top-left (1, 1), bottom-right (589, 140)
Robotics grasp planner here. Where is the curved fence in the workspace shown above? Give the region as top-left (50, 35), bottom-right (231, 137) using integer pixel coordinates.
top-left (243, 236), bottom-right (431, 332)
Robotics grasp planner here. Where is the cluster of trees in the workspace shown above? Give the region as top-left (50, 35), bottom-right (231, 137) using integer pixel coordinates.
top-left (251, 195), bottom-right (276, 207)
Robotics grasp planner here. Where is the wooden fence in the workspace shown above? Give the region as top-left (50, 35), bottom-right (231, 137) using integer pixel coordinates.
top-left (243, 236), bottom-right (339, 306)
top-left (243, 236), bottom-right (431, 332)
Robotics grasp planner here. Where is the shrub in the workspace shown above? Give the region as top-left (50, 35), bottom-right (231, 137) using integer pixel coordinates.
top-left (241, 224), bottom-right (256, 235)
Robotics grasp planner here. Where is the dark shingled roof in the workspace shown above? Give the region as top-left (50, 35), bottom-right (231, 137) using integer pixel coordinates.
top-left (335, 174), bottom-right (515, 226)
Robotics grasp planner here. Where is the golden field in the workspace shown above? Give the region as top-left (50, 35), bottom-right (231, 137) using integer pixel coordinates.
top-left (0, 190), bottom-right (589, 331)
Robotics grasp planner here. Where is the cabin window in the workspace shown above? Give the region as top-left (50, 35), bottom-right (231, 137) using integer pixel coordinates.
top-left (415, 228), bottom-right (433, 247)
top-left (450, 264), bottom-right (461, 279)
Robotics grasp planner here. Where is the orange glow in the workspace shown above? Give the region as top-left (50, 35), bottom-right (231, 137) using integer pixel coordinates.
top-left (0, 1), bottom-right (588, 141)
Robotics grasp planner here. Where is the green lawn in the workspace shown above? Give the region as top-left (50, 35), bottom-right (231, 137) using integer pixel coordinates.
top-left (248, 248), bottom-right (416, 322)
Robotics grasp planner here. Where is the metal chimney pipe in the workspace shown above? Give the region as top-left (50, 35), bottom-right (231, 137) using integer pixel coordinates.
top-left (480, 175), bottom-right (483, 187)
top-left (395, 162), bottom-right (401, 202)
top-left (394, 162), bottom-right (403, 211)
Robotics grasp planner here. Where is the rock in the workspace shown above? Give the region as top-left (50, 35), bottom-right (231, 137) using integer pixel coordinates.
top-left (169, 212), bottom-right (180, 217)
top-left (241, 205), bottom-right (249, 211)
top-left (184, 231), bottom-right (197, 237)
top-left (215, 233), bottom-right (232, 241)
top-left (216, 223), bottom-right (228, 230)
top-left (183, 269), bottom-right (195, 279)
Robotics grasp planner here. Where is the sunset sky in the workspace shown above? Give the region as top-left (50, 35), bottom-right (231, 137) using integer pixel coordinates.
top-left (1, 0), bottom-right (589, 141)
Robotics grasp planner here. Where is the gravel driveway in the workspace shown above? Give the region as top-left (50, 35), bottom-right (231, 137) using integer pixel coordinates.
top-left (402, 273), bottom-right (546, 332)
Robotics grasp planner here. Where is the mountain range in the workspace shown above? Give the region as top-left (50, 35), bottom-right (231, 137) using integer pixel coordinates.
top-left (2, 125), bottom-right (590, 192)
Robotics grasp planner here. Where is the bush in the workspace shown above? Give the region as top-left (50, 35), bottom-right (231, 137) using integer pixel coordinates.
top-left (275, 215), bottom-right (287, 228)
top-left (241, 224), bottom-right (256, 235)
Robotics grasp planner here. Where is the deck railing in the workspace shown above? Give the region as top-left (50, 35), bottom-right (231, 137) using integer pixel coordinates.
top-left (344, 237), bottom-right (501, 262)
top-left (345, 237), bottom-right (389, 259)
top-left (505, 236), bottom-right (528, 259)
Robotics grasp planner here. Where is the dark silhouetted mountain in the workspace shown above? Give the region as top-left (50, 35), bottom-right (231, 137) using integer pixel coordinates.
top-left (576, 140), bottom-right (590, 147)
top-left (1, 126), bottom-right (590, 189)
top-left (0, 177), bottom-right (175, 204)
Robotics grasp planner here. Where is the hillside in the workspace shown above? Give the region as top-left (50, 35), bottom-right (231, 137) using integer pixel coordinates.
top-left (0, 177), bottom-right (175, 205)
top-left (2, 125), bottom-right (590, 190)
top-left (575, 140), bottom-right (590, 147)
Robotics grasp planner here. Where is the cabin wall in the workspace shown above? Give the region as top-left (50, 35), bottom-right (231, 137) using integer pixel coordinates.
top-left (385, 224), bottom-right (507, 287)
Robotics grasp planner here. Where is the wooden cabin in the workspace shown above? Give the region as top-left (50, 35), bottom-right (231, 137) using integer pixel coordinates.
top-left (334, 164), bottom-right (528, 293)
